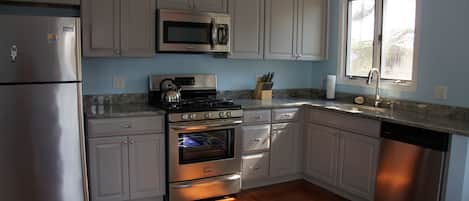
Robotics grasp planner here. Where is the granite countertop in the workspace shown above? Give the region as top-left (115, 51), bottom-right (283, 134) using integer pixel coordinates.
top-left (234, 98), bottom-right (469, 136)
top-left (84, 98), bottom-right (469, 136)
top-left (85, 104), bottom-right (165, 119)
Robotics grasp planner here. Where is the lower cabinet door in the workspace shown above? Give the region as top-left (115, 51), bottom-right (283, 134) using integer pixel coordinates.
top-left (242, 153), bottom-right (269, 181)
top-left (338, 131), bottom-right (380, 200)
top-left (128, 134), bottom-right (165, 199)
top-left (304, 124), bottom-right (340, 186)
top-left (88, 136), bottom-right (130, 201)
top-left (270, 123), bottom-right (299, 177)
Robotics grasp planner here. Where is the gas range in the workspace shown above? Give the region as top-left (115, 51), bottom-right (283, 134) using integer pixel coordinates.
top-left (149, 74), bottom-right (243, 201)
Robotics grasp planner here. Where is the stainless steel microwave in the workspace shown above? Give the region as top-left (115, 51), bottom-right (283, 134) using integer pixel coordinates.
top-left (157, 9), bottom-right (230, 53)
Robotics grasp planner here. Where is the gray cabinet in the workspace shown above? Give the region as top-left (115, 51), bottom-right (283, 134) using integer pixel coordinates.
top-left (82, 0), bottom-right (156, 57)
top-left (338, 131), bottom-right (379, 201)
top-left (193, 0), bottom-right (227, 13)
top-left (121, 0), bottom-right (156, 57)
top-left (296, 0), bottom-right (328, 60)
top-left (4, 0), bottom-right (80, 5)
top-left (264, 0), bottom-right (296, 60)
top-left (88, 136), bottom-right (130, 201)
top-left (157, 0), bottom-right (227, 13)
top-left (157, 0), bottom-right (193, 10)
top-left (264, 0), bottom-right (327, 60)
top-left (270, 123), bottom-right (300, 177)
top-left (87, 116), bottom-right (165, 201)
top-left (129, 135), bottom-right (165, 200)
top-left (304, 123), bottom-right (339, 186)
top-left (229, 0), bottom-right (265, 59)
top-left (82, 0), bottom-right (120, 57)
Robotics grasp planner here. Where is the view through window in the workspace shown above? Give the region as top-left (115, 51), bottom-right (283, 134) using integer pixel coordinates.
top-left (345, 0), bottom-right (417, 81)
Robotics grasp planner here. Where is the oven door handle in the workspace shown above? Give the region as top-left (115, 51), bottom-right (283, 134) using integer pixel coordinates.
top-left (171, 174), bottom-right (241, 189)
top-left (171, 120), bottom-right (243, 131)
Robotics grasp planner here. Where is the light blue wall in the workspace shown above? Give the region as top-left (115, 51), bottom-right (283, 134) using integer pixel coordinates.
top-left (320, 0), bottom-right (469, 108)
top-left (82, 55), bottom-right (321, 94)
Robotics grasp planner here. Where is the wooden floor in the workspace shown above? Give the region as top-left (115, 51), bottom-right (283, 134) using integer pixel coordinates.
top-left (218, 180), bottom-right (349, 201)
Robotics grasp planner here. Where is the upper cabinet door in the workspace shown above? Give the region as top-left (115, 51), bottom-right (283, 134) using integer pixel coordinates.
top-left (128, 134), bottom-right (165, 200)
top-left (34, 0), bottom-right (80, 5)
top-left (229, 0), bottom-right (264, 59)
top-left (304, 123), bottom-right (340, 186)
top-left (338, 132), bottom-right (380, 200)
top-left (88, 136), bottom-right (130, 201)
top-left (265, 0), bottom-right (297, 60)
top-left (297, 0), bottom-right (328, 61)
top-left (82, 0), bottom-right (121, 57)
top-left (193, 0), bottom-right (227, 13)
top-left (270, 123), bottom-right (300, 177)
top-left (157, 0), bottom-right (193, 10)
top-left (120, 0), bottom-right (156, 57)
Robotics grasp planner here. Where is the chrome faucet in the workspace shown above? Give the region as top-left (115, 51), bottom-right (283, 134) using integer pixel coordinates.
top-left (367, 68), bottom-right (382, 107)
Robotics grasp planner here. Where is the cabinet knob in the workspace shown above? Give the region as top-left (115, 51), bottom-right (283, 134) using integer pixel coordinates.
top-left (130, 140), bottom-right (135, 144)
top-left (122, 140), bottom-right (128, 144)
top-left (114, 49), bottom-right (121, 55)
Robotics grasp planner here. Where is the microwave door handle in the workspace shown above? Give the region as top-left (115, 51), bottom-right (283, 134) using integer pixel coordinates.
top-left (211, 18), bottom-right (218, 47)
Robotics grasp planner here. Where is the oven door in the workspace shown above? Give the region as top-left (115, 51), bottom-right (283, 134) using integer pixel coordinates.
top-left (169, 118), bottom-right (242, 182)
top-left (158, 10), bottom-right (230, 53)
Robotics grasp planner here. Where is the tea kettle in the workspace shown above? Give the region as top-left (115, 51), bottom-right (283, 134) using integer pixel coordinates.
top-left (160, 79), bottom-right (182, 103)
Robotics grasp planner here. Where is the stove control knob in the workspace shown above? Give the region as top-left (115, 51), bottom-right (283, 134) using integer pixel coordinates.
top-left (181, 114), bottom-right (190, 120)
top-left (189, 113), bottom-right (197, 120)
top-left (226, 111), bottom-right (232, 118)
top-left (219, 112), bottom-right (226, 118)
top-left (204, 113), bottom-right (211, 119)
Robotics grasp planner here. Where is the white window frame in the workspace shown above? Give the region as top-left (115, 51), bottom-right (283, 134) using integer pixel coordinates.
top-left (336, 0), bottom-right (422, 92)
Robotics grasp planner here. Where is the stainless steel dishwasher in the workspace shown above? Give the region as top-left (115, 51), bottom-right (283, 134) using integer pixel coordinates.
top-left (375, 122), bottom-right (450, 201)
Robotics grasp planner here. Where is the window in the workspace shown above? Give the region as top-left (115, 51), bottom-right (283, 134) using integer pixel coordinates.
top-left (338, 0), bottom-right (419, 89)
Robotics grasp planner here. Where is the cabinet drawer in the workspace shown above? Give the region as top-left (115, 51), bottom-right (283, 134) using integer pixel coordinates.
top-left (272, 108), bottom-right (300, 122)
top-left (243, 110), bottom-right (271, 124)
top-left (242, 125), bottom-right (271, 153)
top-left (242, 153), bottom-right (269, 181)
top-left (88, 116), bottom-right (164, 138)
top-left (306, 109), bottom-right (380, 138)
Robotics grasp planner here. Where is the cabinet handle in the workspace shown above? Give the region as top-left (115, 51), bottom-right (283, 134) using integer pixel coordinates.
top-left (121, 140), bottom-right (128, 144)
top-left (253, 138), bottom-right (262, 142)
top-left (114, 49), bottom-right (120, 55)
top-left (251, 166), bottom-right (260, 171)
top-left (121, 123), bottom-right (132, 128)
top-left (255, 116), bottom-right (262, 120)
top-left (129, 140), bottom-right (135, 144)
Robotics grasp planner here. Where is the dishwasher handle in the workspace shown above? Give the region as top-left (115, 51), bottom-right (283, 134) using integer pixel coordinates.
top-left (381, 122), bottom-right (450, 152)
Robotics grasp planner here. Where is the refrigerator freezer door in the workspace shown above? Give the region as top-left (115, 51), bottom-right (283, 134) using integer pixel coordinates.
top-left (0, 83), bottom-right (85, 201)
top-left (0, 15), bottom-right (80, 83)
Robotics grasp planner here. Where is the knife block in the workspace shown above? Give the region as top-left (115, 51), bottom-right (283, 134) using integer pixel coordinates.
top-left (254, 80), bottom-right (273, 100)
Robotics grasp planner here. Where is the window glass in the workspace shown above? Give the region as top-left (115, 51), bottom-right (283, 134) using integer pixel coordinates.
top-left (346, 0), bottom-right (375, 77)
top-left (381, 0), bottom-right (416, 80)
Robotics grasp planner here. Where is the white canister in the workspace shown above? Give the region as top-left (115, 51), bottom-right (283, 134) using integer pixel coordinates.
top-left (326, 75), bottom-right (336, 100)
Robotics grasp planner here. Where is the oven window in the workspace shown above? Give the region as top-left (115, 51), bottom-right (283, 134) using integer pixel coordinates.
top-left (179, 128), bottom-right (235, 164)
top-left (164, 21), bottom-right (211, 44)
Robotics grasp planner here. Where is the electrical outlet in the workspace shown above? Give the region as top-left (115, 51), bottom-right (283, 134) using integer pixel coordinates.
top-left (112, 76), bottom-right (126, 89)
top-left (433, 86), bottom-right (448, 100)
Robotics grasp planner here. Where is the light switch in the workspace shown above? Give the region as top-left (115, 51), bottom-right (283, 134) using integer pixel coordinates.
top-left (433, 86), bottom-right (448, 100)
top-left (112, 76), bottom-right (126, 89)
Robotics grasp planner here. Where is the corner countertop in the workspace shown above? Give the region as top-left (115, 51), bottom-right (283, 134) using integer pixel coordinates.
top-left (85, 104), bottom-right (166, 119)
top-left (233, 98), bottom-right (469, 136)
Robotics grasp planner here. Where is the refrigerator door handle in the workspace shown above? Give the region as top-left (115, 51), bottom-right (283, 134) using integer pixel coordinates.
top-left (10, 45), bottom-right (17, 63)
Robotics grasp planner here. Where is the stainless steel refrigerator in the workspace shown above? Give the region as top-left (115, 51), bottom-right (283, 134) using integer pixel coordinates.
top-left (0, 15), bottom-right (88, 201)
